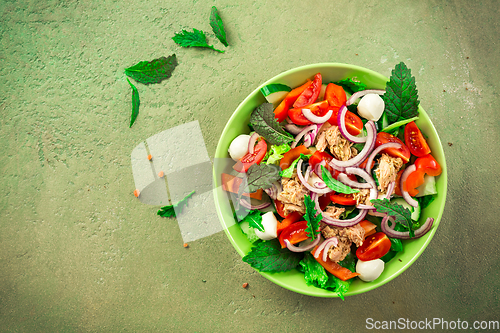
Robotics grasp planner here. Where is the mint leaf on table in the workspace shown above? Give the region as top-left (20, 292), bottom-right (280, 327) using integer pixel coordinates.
top-left (157, 190), bottom-right (195, 218)
top-left (303, 195), bottom-right (322, 240)
top-left (371, 198), bottom-right (414, 236)
top-left (126, 78), bottom-right (140, 128)
top-left (243, 239), bottom-right (303, 273)
top-left (250, 103), bottom-right (294, 146)
top-left (321, 165), bottom-right (359, 194)
top-left (172, 29), bottom-right (224, 53)
top-left (125, 55), bottom-right (178, 85)
top-left (382, 62), bottom-right (420, 124)
top-left (209, 6), bottom-right (228, 47)
top-left (239, 163), bottom-right (281, 194)
top-left (239, 210), bottom-right (264, 232)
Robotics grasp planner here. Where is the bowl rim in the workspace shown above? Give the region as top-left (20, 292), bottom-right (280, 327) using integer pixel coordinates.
top-left (213, 62), bottom-right (448, 297)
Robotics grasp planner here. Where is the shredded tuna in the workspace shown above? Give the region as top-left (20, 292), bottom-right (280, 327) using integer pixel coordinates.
top-left (375, 153), bottom-right (404, 192)
top-left (321, 224), bottom-right (366, 262)
top-left (353, 188), bottom-right (371, 206)
top-left (314, 125), bottom-right (358, 161)
top-left (277, 175), bottom-right (309, 215)
top-left (322, 206), bottom-right (345, 220)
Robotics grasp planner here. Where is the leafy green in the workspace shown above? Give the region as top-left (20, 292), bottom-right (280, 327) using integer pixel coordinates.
top-left (250, 103), bottom-right (294, 146)
top-left (381, 116), bottom-right (419, 134)
top-left (303, 195), bottom-right (322, 240)
top-left (279, 153), bottom-right (310, 178)
top-left (333, 78), bottom-right (367, 95)
top-left (417, 195), bottom-right (435, 209)
top-left (126, 78), bottom-right (140, 128)
top-left (172, 29), bottom-right (224, 53)
top-left (382, 62), bottom-right (420, 124)
top-left (371, 198), bottom-right (414, 237)
top-left (321, 165), bottom-right (359, 194)
top-left (125, 55), bottom-right (178, 85)
top-left (239, 210), bottom-right (264, 232)
top-left (209, 6), bottom-right (228, 47)
top-left (157, 190), bottom-right (195, 217)
top-left (243, 239), bottom-right (303, 273)
top-left (264, 143), bottom-right (291, 165)
top-left (381, 224), bottom-right (405, 262)
top-left (239, 163), bottom-right (281, 194)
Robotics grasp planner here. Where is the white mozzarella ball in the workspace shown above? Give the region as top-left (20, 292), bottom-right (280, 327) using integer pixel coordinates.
top-left (357, 94), bottom-right (385, 121)
top-left (356, 259), bottom-right (385, 282)
top-left (254, 211), bottom-right (278, 240)
top-left (228, 134), bottom-right (251, 161)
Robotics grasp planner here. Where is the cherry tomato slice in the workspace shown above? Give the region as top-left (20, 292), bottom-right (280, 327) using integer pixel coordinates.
top-left (375, 132), bottom-right (411, 163)
top-left (404, 121), bottom-right (431, 157)
top-left (293, 73), bottom-right (322, 108)
top-left (324, 83), bottom-right (347, 109)
top-left (329, 193), bottom-right (357, 206)
top-left (279, 220), bottom-right (309, 248)
top-left (403, 154), bottom-right (442, 196)
top-left (326, 107), bottom-right (364, 136)
top-left (288, 100), bottom-right (329, 126)
top-left (279, 145), bottom-right (311, 170)
top-left (232, 139), bottom-right (267, 173)
top-left (276, 211), bottom-right (303, 236)
top-left (274, 199), bottom-right (286, 218)
top-left (356, 232), bottom-right (392, 261)
top-left (273, 80), bottom-right (313, 123)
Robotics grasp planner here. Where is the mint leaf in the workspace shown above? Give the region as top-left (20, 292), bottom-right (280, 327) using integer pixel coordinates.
top-left (321, 165), bottom-right (359, 194)
top-left (250, 103), bottom-right (294, 146)
top-left (382, 62), bottom-right (420, 124)
top-left (157, 190), bottom-right (195, 217)
top-left (209, 6), bottom-right (228, 47)
top-left (172, 29), bottom-right (224, 53)
top-left (371, 198), bottom-right (414, 235)
top-left (239, 163), bottom-right (281, 194)
top-left (240, 210), bottom-right (264, 232)
top-left (304, 195), bottom-right (322, 240)
top-left (243, 239), bottom-right (303, 272)
top-left (125, 55), bottom-right (178, 85)
top-left (126, 78), bottom-right (140, 128)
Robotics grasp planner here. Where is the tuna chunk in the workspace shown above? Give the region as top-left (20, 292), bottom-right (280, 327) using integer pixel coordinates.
top-left (315, 125), bottom-right (357, 161)
top-left (321, 224), bottom-right (365, 262)
top-left (353, 188), bottom-right (371, 206)
top-left (322, 206), bottom-right (345, 220)
top-left (277, 175), bottom-right (309, 216)
top-left (375, 153), bottom-right (404, 192)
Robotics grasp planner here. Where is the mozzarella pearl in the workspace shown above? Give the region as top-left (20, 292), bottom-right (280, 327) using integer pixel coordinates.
top-left (356, 259), bottom-right (385, 282)
top-left (254, 211), bottom-right (278, 240)
top-left (357, 94), bottom-right (385, 121)
top-left (228, 134), bottom-right (251, 161)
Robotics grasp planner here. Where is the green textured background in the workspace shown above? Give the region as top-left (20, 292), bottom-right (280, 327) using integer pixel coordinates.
top-left (1, 0), bottom-right (499, 331)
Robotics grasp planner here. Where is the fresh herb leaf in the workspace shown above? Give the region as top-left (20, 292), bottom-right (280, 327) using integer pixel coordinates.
top-left (157, 190), bottom-right (195, 217)
top-left (334, 78), bottom-right (367, 95)
top-left (239, 210), bottom-right (264, 232)
top-left (209, 6), bottom-right (228, 47)
top-left (125, 55), bottom-right (178, 85)
top-left (243, 239), bottom-right (303, 272)
top-left (279, 153), bottom-right (310, 178)
top-left (250, 103), bottom-right (294, 146)
top-left (172, 29), bottom-right (224, 53)
top-left (303, 195), bottom-right (322, 240)
top-left (417, 195), bottom-right (435, 209)
top-left (371, 198), bottom-right (414, 236)
top-left (239, 163), bottom-right (281, 194)
top-left (382, 62), bottom-right (420, 124)
top-left (321, 165), bottom-right (359, 194)
top-left (264, 143), bottom-right (291, 165)
top-left (126, 78), bottom-right (140, 128)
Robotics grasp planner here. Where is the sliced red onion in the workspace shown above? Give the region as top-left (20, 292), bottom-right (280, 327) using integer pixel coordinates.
top-left (284, 123), bottom-right (303, 135)
top-left (400, 165), bottom-right (419, 208)
top-left (291, 124), bottom-right (317, 149)
top-left (385, 181), bottom-right (396, 199)
top-left (357, 204), bottom-right (376, 210)
top-left (263, 181), bottom-right (281, 200)
top-left (302, 108), bottom-right (333, 124)
top-left (304, 165), bottom-right (311, 182)
top-left (338, 105), bottom-right (367, 143)
top-left (284, 235), bottom-right (322, 252)
top-left (368, 210), bottom-right (388, 219)
top-left (345, 167), bottom-right (378, 201)
top-left (239, 197), bottom-right (271, 210)
top-left (364, 142), bottom-right (402, 174)
top-left (321, 208), bottom-right (368, 227)
top-left (381, 214), bottom-right (434, 239)
top-left (321, 237), bottom-right (339, 262)
top-left (337, 173), bottom-right (374, 189)
top-left (314, 181), bottom-right (327, 189)
top-left (247, 132), bottom-right (260, 154)
top-left (328, 121), bottom-right (377, 169)
top-left (314, 160), bottom-right (326, 177)
top-left (296, 159), bottom-right (333, 194)
top-left (346, 89), bottom-right (385, 106)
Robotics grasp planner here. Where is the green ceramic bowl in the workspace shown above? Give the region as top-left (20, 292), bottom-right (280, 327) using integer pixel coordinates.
top-left (213, 63), bottom-right (447, 297)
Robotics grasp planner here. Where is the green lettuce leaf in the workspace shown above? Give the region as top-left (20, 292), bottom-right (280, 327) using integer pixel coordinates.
top-left (239, 210), bottom-right (264, 232)
top-left (333, 78), bottom-right (367, 95)
top-left (239, 163), bottom-right (281, 194)
top-left (371, 198), bottom-right (414, 236)
top-left (264, 143), bottom-right (291, 165)
top-left (279, 153), bottom-right (310, 178)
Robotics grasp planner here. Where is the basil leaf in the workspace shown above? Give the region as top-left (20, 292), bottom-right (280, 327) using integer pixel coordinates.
top-left (125, 55), bottom-right (178, 85)
top-left (126, 78), bottom-right (140, 128)
top-left (321, 165), bottom-right (359, 194)
top-left (209, 6), bottom-right (228, 47)
top-left (239, 163), bottom-right (281, 194)
top-left (172, 29), bottom-right (224, 53)
top-left (250, 103), bottom-right (294, 146)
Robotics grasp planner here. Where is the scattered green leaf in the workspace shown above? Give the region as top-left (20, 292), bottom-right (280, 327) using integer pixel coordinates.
top-left (250, 103), bottom-right (294, 146)
top-left (172, 29), bottom-right (224, 53)
top-left (321, 165), bottom-right (360, 194)
top-left (303, 195), bottom-right (322, 240)
top-left (125, 55), bottom-right (178, 85)
top-left (157, 190), bottom-right (195, 217)
top-left (126, 78), bottom-right (140, 128)
top-left (243, 239), bottom-right (303, 273)
top-left (209, 6), bottom-right (228, 47)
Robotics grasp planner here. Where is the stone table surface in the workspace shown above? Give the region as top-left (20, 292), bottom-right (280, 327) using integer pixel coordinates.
top-left (1, 0), bottom-right (499, 331)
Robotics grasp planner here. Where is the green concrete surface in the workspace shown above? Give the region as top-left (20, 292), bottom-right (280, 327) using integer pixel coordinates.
top-left (1, 0), bottom-right (499, 331)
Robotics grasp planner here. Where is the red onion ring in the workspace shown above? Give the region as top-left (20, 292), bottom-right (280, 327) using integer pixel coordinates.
top-left (284, 123), bottom-right (303, 135)
top-left (296, 159), bottom-right (333, 194)
top-left (345, 167), bottom-right (378, 201)
top-left (381, 214), bottom-right (434, 239)
top-left (385, 181), bottom-right (396, 199)
top-left (364, 142), bottom-right (402, 174)
top-left (302, 108), bottom-right (333, 124)
top-left (346, 89), bottom-right (386, 106)
top-left (321, 237), bottom-right (339, 262)
top-left (400, 165), bottom-right (419, 208)
top-left (321, 208), bottom-right (368, 227)
top-left (337, 173), bottom-right (373, 189)
top-left (338, 105), bottom-right (367, 143)
top-left (291, 124), bottom-right (317, 149)
top-left (357, 204), bottom-right (376, 210)
top-left (239, 197), bottom-right (271, 210)
top-left (263, 181), bottom-right (281, 200)
top-left (247, 133), bottom-right (260, 154)
top-left (328, 121), bottom-right (377, 169)
top-left (284, 235), bottom-right (321, 252)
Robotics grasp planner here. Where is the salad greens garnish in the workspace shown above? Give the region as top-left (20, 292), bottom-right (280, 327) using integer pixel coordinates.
top-left (209, 6), bottom-right (228, 47)
top-left (417, 195), bottom-right (435, 209)
top-left (250, 103), bottom-right (294, 146)
top-left (157, 190), bottom-right (195, 218)
top-left (172, 29), bottom-right (225, 53)
top-left (279, 153), bottom-right (310, 178)
top-left (242, 239), bottom-right (303, 273)
top-left (264, 143), bottom-right (291, 165)
top-left (126, 78), bottom-right (140, 128)
top-left (371, 198), bottom-right (415, 237)
top-left (239, 163), bottom-right (281, 194)
top-left (382, 62), bottom-right (420, 125)
top-left (239, 210), bottom-right (264, 232)
top-left (381, 115), bottom-right (419, 135)
top-left (125, 55), bottom-right (178, 85)
top-left (334, 78), bottom-right (367, 95)
top-left (320, 165), bottom-right (360, 194)
top-left (303, 195), bottom-right (322, 240)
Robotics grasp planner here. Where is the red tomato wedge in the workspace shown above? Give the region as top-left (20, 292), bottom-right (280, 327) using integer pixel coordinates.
top-left (278, 220), bottom-right (309, 248)
top-left (273, 80), bottom-right (312, 122)
top-left (358, 220), bottom-right (378, 238)
top-left (404, 121), bottom-right (431, 157)
top-left (312, 246), bottom-right (360, 281)
top-left (329, 192), bottom-right (357, 206)
top-left (279, 145), bottom-right (311, 170)
top-left (326, 107), bottom-right (364, 136)
top-left (232, 139), bottom-right (267, 173)
top-left (288, 100), bottom-right (329, 126)
top-left (220, 173), bottom-right (263, 200)
top-left (274, 199), bottom-right (286, 218)
top-left (293, 73), bottom-right (322, 108)
top-left (276, 211), bottom-right (303, 236)
top-left (356, 232), bottom-right (392, 261)
top-left (403, 154), bottom-right (442, 196)
top-left (324, 83), bottom-right (347, 109)
top-left (375, 132), bottom-right (411, 163)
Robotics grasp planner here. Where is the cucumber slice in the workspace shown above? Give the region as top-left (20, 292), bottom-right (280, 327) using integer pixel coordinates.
top-left (260, 83), bottom-right (291, 104)
top-left (239, 221), bottom-right (260, 243)
top-left (415, 175), bottom-right (437, 197)
top-left (392, 198), bottom-right (421, 221)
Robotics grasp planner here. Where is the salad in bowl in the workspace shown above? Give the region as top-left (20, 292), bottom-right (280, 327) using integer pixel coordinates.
top-left (213, 63), bottom-right (447, 298)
